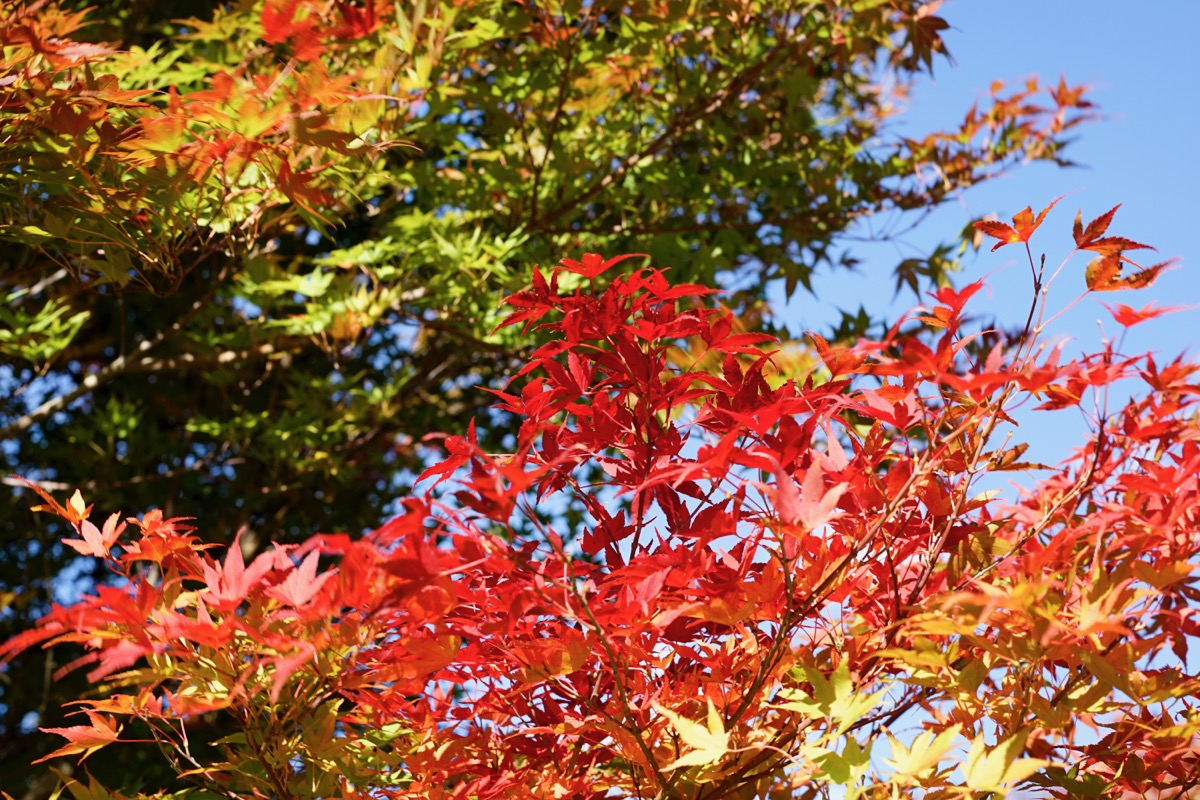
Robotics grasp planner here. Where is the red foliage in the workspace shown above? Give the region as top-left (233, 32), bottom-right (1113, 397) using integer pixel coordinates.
top-left (6, 231), bottom-right (1200, 797)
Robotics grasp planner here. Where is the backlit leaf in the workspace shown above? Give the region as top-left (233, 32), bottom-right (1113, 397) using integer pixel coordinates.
top-left (655, 699), bottom-right (729, 770)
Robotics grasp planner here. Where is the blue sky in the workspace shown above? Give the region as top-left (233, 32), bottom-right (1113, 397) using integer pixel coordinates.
top-left (780, 0), bottom-right (1200, 468)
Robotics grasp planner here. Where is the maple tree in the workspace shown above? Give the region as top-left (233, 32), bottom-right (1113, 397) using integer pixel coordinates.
top-left (0, 0), bottom-right (1102, 784)
top-left (0, 0), bottom-right (1095, 538)
top-left (6, 203), bottom-right (1199, 797)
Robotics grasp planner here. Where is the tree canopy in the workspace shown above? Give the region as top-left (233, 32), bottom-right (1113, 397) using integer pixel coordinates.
top-left (1, 0), bottom-right (1102, 793)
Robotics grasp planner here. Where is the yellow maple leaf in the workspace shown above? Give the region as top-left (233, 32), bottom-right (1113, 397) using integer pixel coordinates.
top-left (654, 699), bottom-right (728, 770)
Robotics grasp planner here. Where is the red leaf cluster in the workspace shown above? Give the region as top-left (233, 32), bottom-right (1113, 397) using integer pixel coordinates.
top-left (6, 248), bottom-right (1200, 798)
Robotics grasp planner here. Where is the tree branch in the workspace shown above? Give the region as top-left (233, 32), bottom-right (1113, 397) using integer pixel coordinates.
top-left (534, 36), bottom-right (800, 230)
top-left (123, 343), bottom-right (286, 373)
top-left (529, 30), bottom-right (577, 225)
top-left (0, 265), bottom-right (231, 441)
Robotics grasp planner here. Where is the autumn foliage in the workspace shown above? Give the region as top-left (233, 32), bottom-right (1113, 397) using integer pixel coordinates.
top-left (0, 0), bottom-right (398, 285)
top-left (6, 212), bottom-right (1199, 798)
top-left (1, 2), bottom-right (1107, 785)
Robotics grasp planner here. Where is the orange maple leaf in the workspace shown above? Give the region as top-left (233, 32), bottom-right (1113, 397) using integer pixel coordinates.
top-left (34, 710), bottom-right (121, 763)
top-left (1071, 205), bottom-right (1177, 291)
top-left (1085, 253), bottom-right (1177, 292)
top-left (1072, 204), bottom-right (1153, 254)
top-left (11, 477), bottom-right (92, 525)
top-left (973, 196), bottom-right (1063, 251)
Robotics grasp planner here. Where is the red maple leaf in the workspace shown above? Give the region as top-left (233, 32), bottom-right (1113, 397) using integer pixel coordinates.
top-left (1103, 302), bottom-right (1185, 327)
top-left (417, 418), bottom-right (479, 488)
top-left (265, 550), bottom-right (334, 608)
top-left (269, 639), bottom-right (319, 702)
top-left (199, 530), bottom-right (282, 611)
top-left (773, 461), bottom-right (847, 532)
top-left (261, 0), bottom-right (326, 61)
top-left (333, 0), bottom-right (381, 38)
top-left (558, 252), bottom-right (647, 280)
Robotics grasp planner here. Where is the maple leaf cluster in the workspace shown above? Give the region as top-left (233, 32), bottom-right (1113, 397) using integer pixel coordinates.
top-left (975, 199), bottom-right (1178, 291)
top-left (0, 0), bottom-right (397, 284)
top-left (5, 230), bottom-right (1200, 798)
